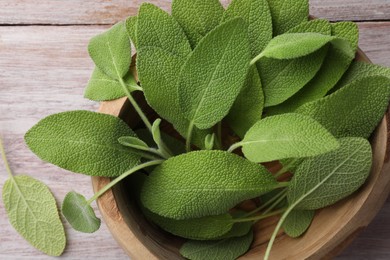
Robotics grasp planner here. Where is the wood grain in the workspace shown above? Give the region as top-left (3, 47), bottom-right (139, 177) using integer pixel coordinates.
top-left (1, 0), bottom-right (390, 25)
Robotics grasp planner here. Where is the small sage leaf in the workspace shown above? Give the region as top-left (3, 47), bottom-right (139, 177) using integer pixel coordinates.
top-left (240, 113), bottom-right (339, 163)
top-left (88, 21), bottom-right (131, 79)
top-left (2, 175), bottom-right (66, 256)
top-left (118, 136), bottom-right (150, 151)
top-left (288, 137), bottom-right (372, 210)
top-left (180, 229), bottom-right (254, 260)
top-left (25, 111), bottom-right (140, 177)
top-left (151, 119), bottom-right (162, 146)
top-left (62, 191), bottom-right (101, 233)
top-left (125, 16), bottom-right (138, 48)
top-left (141, 150), bottom-right (277, 219)
top-left (136, 129), bottom-right (186, 156)
top-left (178, 18), bottom-right (251, 129)
top-left (282, 209), bottom-right (315, 238)
top-left (204, 133), bottom-right (215, 150)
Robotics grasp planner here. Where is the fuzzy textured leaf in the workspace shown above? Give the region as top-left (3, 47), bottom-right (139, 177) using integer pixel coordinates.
top-left (2, 175), bottom-right (66, 256)
top-left (62, 191), bottom-right (101, 233)
top-left (25, 110), bottom-right (140, 177)
top-left (297, 76), bottom-right (390, 138)
top-left (141, 150), bottom-right (277, 219)
top-left (287, 19), bottom-right (331, 35)
top-left (288, 137), bottom-right (372, 210)
top-left (240, 113), bottom-right (339, 163)
top-left (223, 0), bottom-right (273, 56)
top-left (172, 0), bottom-right (224, 48)
top-left (331, 22), bottom-right (359, 52)
top-left (88, 21), bottom-right (131, 79)
top-left (178, 18), bottom-right (251, 129)
top-left (118, 136), bottom-right (149, 151)
top-left (180, 229), bottom-right (253, 260)
top-left (282, 209), bottom-right (314, 238)
top-left (126, 16), bottom-right (138, 48)
top-left (267, 0), bottom-right (309, 35)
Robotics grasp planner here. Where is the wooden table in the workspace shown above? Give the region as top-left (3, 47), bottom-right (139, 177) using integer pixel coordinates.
top-left (0, 0), bottom-right (389, 259)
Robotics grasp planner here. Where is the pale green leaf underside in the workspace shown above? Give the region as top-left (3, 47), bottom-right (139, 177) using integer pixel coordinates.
top-left (288, 137), bottom-right (372, 210)
top-left (25, 110), bottom-right (140, 177)
top-left (125, 16), bottom-right (138, 48)
top-left (241, 113), bottom-right (339, 163)
top-left (179, 18), bottom-right (250, 129)
top-left (297, 76), bottom-right (390, 138)
top-left (180, 229), bottom-right (253, 260)
top-left (172, 0), bottom-right (224, 48)
top-left (61, 191), bottom-right (100, 233)
top-left (282, 209), bottom-right (315, 238)
top-left (141, 150), bottom-right (277, 219)
top-left (2, 175), bottom-right (66, 256)
top-left (88, 21), bottom-right (131, 79)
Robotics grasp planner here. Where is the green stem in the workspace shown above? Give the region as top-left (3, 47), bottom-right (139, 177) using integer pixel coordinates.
top-left (227, 142), bottom-right (242, 153)
top-left (262, 192), bottom-right (287, 216)
top-left (0, 137), bottom-right (13, 178)
top-left (86, 160), bottom-right (163, 204)
top-left (186, 121), bottom-right (194, 152)
top-left (274, 158), bottom-right (298, 179)
top-left (242, 189), bottom-right (287, 218)
top-left (233, 208), bottom-right (286, 223)
top-left (137, 149), bottom-right (164, 161)
top-left (250, 52), bottom-right (264, 66)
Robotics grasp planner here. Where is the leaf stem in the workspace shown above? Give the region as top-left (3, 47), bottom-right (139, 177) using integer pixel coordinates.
top-left (250, 52), bottom-right (264, 66)
top-left (186, 121), bottom-right (194, 152)
top-left (242, 189), bottom-right (287, 218)
top-left (233, 208), bottom-right (286, 223)
top-left (227, 142), bottom-right (242, 153)
top-left (274, 158), bottom-right (298, 178)
top-left (0, 137), bottom-right (13, 178)
top-left (86, 160), bottom-right (163, 204)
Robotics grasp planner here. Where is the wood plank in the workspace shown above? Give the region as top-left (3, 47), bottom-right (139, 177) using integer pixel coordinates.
top-left (0, 22), bottom-right (390, 258)
top-left (0, 0), bottom-right (390, 25)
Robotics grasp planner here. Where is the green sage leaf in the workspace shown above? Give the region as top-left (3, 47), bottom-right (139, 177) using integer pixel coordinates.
top-left (178, 18), bottom-right (251, 129)
top-left (331, 21), bottom-right (359, 52)
top-left (126, 16), bottom-right (138, 48)
top-left (2, 175), bottom-right (66, 256)
top-left (239, 113), bottom-right (339, 163)
top-left (61, 191), bottom-right (101, 233)
top-left (25, 110), bottom-right (140, 177)
top-left (118, 136), bottom-right (149, 151)
top-left (141, 150), bottom-right (277, 219)
top-left (204, 133), bottom-right (215, 150)
top-left (135, 129), bottom-right (186, 156)
top-left (282, 209), bottom-right (314, 238)
top-left (88, 21), bottom-right (131, 79)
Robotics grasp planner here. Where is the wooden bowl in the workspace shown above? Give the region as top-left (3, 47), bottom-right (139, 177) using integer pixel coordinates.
top-left (92, 50), bottom-right (390, 259)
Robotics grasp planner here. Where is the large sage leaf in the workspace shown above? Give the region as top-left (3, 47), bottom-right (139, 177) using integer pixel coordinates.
top-left (180, 229), bottom-right (254, 260)
top-left (267, 0), bottom-right (309, 35)
top-left (282, 209), bottom-right (314, 238)
top-left (239, 113), bottom-right (339, 163)
top-left (125, 16), bottom-right (138, 48)
top-left (172, 0), bottom-right (224, 48)
top-left (141, 150), bottom-right (277, 219)
top-left (88, 21), bottom-right (131, 79)
top-left (25, 110), bottom-right (140, 177)
top-left (287, 137), bottom-right (372, 210)
top-left (178, 18), bottom-right (251, 130)
top-left (332, 22), bottom-right (359, 52)
top-left (2, 175), bottom-right (66, 256)
top-left (297, 76), bottom-right (390, 138)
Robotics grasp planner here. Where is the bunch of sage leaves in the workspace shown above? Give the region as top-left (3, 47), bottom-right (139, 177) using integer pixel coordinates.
top-left (6, 0), bottom-right (389, 259)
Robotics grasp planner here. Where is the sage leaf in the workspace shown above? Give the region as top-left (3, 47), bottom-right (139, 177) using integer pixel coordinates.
top-left (144, 208), bottom-right (233, 240)
top-left (137, 3), bottom-right (191, 57)
top-left (84, 67), bottom-right (139, 101)
top-left (296, 76), bottom-right (390, 138)
top-left (172, 0), bottom-right (224, 48)
top-left (223, 0), bottom-right (273, 56)
top-left (2, 175), bottom-right (66, 256)
top-left (118, 136), bottom-right (149, 151)
top-left (287, 19), bottom-right (331, 35)
top-left (180, 229), bottom-right (254, 260)
top-left (204, 133), bottom-right (215, 150)
top-left (288, 137), bottom-right (372, 210)
top-left (126, 16), bottom-right (138, 48)
top-left (239, 113), bottom-right (339, 163)
top-left (141, 150), bottom-right (277, 219)
top-left (88, 21), bottom-right (131, 79)
top-left (25, 110), bottom-right (140, 177)
top-left (136, 129), bottom-right (186, 156)
top-left (178, 18), bottom-right (251, 129)
top-left (267, 0), bottom-right (309, 35)
top-left (331, 22), bottom-right (359, 52)
top-left (62, 191), bottom-right (101, 233)
top-left (282, 209), bottom-right (314, 238)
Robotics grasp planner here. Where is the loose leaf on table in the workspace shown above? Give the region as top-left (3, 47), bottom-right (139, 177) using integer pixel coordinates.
top-left (172, 0), bottom-right (224, 48)
top-left (118, 136), bottom-right (150, 151)
top-left (282, 209), bottom-right (315, 238)
top-left (267, 0), bottom-right (309, 35)
top-left (137, 3), bottom-right (191, 57)
top-left (296, 76), bottom-right (390, 138)
top-left (226, 66), bottom-right (264, 138)
top-left (141, 150), bottom-right (278, 219)
top-left (180, 229), bottom-right (254, 260)
top-left (287, 137), bottom-right (372, 210)
top-left (25, 110), bottom-right (140, 177)
top-left (223, 0), bottom-right (273, 56)
top-left (238, 113), bottom-right (339, 163)
top-left (88, 21), bottom-right (131, 79)
top-left (84, 67), bottom-right (139, 101)
top-left (143, 208), bottom-right (233, 240)
top-left (125, 16), bottom-right (138, 48)
top-left (2, 175), bottom-right (66, 256)
top-left (178, 18), bottom-right (251, 130)
top-left (62, 191), bottom-right (101, 233)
